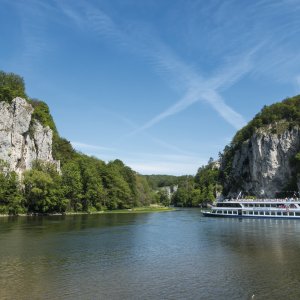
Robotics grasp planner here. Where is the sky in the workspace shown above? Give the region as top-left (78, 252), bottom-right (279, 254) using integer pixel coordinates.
top-left (1, 0), bottom-right (300, 175)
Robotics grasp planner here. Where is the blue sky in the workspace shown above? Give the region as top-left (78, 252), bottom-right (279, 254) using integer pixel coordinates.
top-left (1, 0), bottom-right (300, 175)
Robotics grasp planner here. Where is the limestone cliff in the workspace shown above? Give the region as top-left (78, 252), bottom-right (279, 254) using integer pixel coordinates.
top-left (0, 97), bottom-right (60, 174)
top-left (221, 125), bottom-right (300, 198)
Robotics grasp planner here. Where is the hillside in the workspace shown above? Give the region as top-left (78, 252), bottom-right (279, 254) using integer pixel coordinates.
top-left (219, 95), bottom-right (300, 198)
top-left (170, 95), bottom-right (300, 205)
top-left (0, 71), bottom-right (158, 215)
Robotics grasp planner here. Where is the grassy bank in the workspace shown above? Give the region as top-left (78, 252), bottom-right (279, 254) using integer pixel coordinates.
top-left (0, 206), bottom-right (175, 217)
top-left (102, 206), bottom-right (175, 214)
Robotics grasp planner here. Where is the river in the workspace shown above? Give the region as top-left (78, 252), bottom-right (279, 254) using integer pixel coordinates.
top-left (1, 209), bottom-right (300, 299)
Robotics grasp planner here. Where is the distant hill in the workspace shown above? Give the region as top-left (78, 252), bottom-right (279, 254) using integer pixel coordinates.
top-left (143, 175), bottom-right (181, 190)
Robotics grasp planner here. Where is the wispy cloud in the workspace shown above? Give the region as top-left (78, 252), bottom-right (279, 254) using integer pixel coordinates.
top-left (53, 0), bottom-right (300, 133)
top-left (127, 49), bottom-right (259, 135)
top-left (92, 150), bottom-right (206, 175)
top-left (4, 0), bottom-right (55, 70)
top-left (57, 0), bottom-right (249, 132)
top-left (128, 162), bottom-right (196, 175)
top-left (126, 150), bottom-right (207, 175)
top-left (71, 142), bottom-right (115, 152)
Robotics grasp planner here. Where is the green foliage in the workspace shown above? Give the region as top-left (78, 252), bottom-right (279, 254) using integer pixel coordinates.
top-left (28, 99), bottom-right (77, 167)
top-left (23, 161), bottom-right (66, 214)
top-left (103, 160), bottom-right (137, 209)
top-left (232, 95), bottom-right (300, 147)
top-left (172, 161), bottom-right (220, 207)
top-left (77, 155), bottom-right (106, 211)
top-left (0, 154), bottom-right (157, 215)
top-left (136, 175), bottom-right (154, 206)
top-left (29, 99), bottom-right (57, 133)
top-left (61, 161), bottom-right (83, 211)
top-left (157, 190), bottom-right (170, 207)
top-left (144, 175), bottom-right (180, 189)
top-left (220, 95), bottom-right (300, 195)
top-left (0, 71), bottom-right (27, 102)
top-left (0, 170), bottom-right (24, 215)
top-left (0, 70), bottom-right (157, 214)
top-left (52, 135), bottom-right (77, 165)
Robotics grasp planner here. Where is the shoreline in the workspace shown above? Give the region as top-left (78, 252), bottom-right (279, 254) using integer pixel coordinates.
top-left (0, 206), bottom-right (175, 218)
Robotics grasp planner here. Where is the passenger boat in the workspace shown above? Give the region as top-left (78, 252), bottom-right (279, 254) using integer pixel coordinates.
top-left (202, 198), bottom-right (300, 219)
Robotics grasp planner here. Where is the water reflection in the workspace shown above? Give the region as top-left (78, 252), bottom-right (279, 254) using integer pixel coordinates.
top-left (1, 211), bottom-right (300, 299)
top-left (200, 217), bottom-right (300, 299)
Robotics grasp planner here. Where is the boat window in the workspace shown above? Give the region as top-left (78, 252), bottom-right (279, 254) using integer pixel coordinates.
top-left (259, 211), bottom-right (264, 215)
top-left (265, 211), bottom-right (270, 215)
top-left (254, 211), bottom-right (258, 215)
top-left (266, 204), bottom-right (270, 207)
top-left (277, 212), bottom-right (282, 216)
top-left (233, 211), bottom-right (237, 214)
top-left (249, 204), bottom-right (253, 207)
top-left (271, 212), bottom-right (275, 215)
top-left (259, 204), bottom-right (264, 207)
top-left (283, 212), bottom-right (288, 216)
top-left (217, 210), bottom-right (222, 214)
top-left (255, 204), bottom-right (259, 207)
top-left (244, 204), bottom-right (248, 207)
top-left (295, 212), bottom-right (300, 216)
top-left (249, 211), bottom-right (253, 215)
top-left (289, 212), bottom-right (295, 216)
top-left (271, 204), bottom-right (276, 208)
top-left (216, 203), bottom-right (242, 208)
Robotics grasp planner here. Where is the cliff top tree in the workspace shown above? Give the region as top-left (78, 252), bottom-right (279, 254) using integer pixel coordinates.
top-left (0, 71), bottom-right (27, 102)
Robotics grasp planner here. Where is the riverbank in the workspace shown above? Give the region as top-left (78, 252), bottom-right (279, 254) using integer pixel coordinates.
top-left (0, 206), bottom-right (175, 217)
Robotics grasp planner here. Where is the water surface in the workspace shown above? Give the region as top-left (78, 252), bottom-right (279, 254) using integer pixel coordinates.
top-left (1, 209), bottom-right (300, 299)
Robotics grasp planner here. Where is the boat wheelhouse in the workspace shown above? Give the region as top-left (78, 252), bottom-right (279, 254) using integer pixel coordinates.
top-left (202, 198), bottom-right (300, 219)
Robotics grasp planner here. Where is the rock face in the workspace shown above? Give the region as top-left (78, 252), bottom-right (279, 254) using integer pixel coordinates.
top-left (223, 126), bottom-right (300, 198)
top-left (0, 97), bottom-right (59, 174)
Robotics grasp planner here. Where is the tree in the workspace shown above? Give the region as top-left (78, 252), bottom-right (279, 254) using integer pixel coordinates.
top-left (23, 162), bottom-right (66, 213)
top-left (0, 171), bottom-right (24, 215)
top-left (158, 190), bottom-right (170, 207)
top-left (0, 71), bottom-right (27, 102)
top-left (62, 161), bottom-right (83, 211)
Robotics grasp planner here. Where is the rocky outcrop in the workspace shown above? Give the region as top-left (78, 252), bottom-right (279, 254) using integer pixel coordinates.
top-left (222, 125), bottom-right (300, 198)
top-left (0, 97), bottom-right (59, 174)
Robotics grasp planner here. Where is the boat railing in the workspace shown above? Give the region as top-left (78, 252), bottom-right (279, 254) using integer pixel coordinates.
top-left (223, 198), bottom-right (300, 203)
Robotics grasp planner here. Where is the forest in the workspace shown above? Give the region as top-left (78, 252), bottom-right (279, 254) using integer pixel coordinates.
top-left (3, 71), bottom-right (300, 214)
top-left (0, 71), bottom-right (159, 214)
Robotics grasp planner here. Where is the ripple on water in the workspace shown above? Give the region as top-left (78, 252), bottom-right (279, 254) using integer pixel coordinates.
top-left (1, 210), bottom-right (300, 299)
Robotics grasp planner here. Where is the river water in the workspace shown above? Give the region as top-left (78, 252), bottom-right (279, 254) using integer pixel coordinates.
top-left (1, 209), bottom-right (300, 300)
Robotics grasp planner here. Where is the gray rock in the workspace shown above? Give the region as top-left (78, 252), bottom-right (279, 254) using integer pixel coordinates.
top-left (222, 125), bottom-right (300, 197)
top-left (0, 97), bottom-right (60, 174)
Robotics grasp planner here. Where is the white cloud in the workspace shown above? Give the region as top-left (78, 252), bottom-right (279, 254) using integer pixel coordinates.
top-left (128, 161), bottom-right (201, 176)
